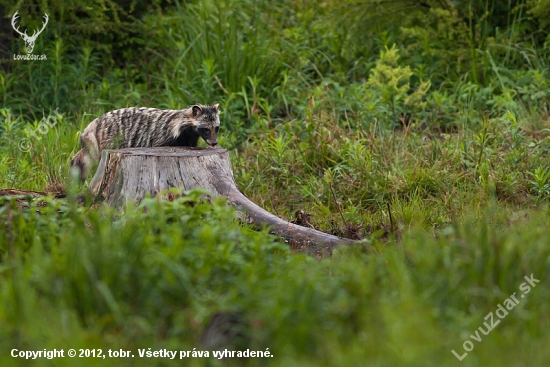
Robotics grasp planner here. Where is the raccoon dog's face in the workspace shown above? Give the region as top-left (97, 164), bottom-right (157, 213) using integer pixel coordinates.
top-left (192, 104), bottom-right (220, 148)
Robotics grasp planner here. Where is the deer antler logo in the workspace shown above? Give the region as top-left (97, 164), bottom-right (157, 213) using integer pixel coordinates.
top-left (11, 11), bottom-right (49, 54)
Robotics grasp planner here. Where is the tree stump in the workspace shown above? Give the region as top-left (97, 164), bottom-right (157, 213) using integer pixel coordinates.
top-left (90, 147), bottom-right (358, 253)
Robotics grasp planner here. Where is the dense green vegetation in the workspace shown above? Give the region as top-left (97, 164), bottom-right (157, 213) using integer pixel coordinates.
top-left (1, 0), bottom-right (550, 365)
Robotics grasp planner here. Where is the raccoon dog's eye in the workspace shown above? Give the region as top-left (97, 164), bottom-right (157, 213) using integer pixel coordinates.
top-left (198, 128), bottom-right (210, 135)
top-left (215, 126), bottom-right (220, 133)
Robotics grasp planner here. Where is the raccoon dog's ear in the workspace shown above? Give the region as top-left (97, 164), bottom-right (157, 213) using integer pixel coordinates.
top-left (212, 103), bottom-right (220, 112)
top-left (192, 105), bottom-right (203, 117)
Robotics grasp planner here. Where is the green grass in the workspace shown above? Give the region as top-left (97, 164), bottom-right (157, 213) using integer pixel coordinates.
top-left (0, 195), bottom-right (549, 366)
top-left (1, 0), bottom-right (550, 365)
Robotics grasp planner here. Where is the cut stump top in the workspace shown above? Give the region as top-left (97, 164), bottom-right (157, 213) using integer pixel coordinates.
top-left (107, 146), bottom-right (228, 157)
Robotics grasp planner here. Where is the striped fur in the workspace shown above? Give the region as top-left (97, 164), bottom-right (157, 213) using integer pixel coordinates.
top-left (70, 104), bottom-right (220, 180)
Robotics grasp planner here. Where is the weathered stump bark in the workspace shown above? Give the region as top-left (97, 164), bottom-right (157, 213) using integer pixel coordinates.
top-left (90, 147), bottom-right (358, 253)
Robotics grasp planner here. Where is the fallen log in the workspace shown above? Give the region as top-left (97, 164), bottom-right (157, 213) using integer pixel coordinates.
top-left (89, 147), bottom-right (359, 253)
top-left (0, 188), bottom-right (50, 208)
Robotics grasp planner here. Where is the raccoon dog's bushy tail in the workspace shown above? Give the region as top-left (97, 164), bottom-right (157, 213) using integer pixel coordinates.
top-left (70, 149), bottom-right (91, 182)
